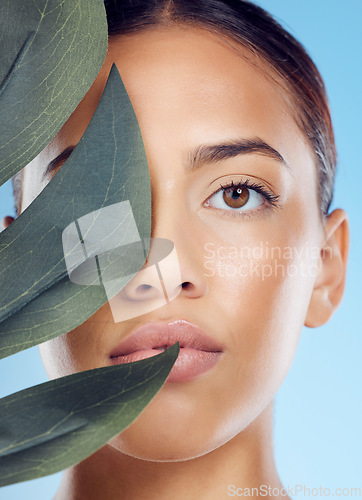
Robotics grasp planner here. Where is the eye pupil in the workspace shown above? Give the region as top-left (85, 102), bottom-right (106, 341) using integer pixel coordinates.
top-left (223, 186), bottom-right (249, 208)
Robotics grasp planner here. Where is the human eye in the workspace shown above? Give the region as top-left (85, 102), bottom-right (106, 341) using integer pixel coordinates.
top-left (204, 179), bottom-right (280, 216)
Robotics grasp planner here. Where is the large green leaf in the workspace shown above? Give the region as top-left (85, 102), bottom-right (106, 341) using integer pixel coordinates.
top-left (0, 0), bottom-right (108, 185)
top-left (0, 343), bottom-right (179, 486)
top-left (0, 64), bottom-right (152, 359)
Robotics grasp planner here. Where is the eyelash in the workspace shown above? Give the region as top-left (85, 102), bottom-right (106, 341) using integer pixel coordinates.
top-left (206, 178), bottom-right (281, 217)
top-left (222, 179), bottom-right (280, 205)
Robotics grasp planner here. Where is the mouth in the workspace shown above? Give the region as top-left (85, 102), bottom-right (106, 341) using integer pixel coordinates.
top-left (110, 319), bottom-right (224, 383)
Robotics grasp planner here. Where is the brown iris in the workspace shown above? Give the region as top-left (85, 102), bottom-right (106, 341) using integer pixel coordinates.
top-left (223, 186), bottom-right (249, 209)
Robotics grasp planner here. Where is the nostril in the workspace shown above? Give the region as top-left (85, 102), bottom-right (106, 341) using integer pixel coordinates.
top-left (181, 281), bottom-right (192, 289)
top-left (136, 284), bottom-right (153, 294)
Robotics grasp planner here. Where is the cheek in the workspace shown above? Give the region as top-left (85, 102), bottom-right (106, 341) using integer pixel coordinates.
top-left (21, 148), bottom-right (55, 211)
top-left (38, 313), bottom-right (110, 378)
top-left (39, 336), bottom-right (75, 379)
top-left (202, 219), bottom-right (320, 394)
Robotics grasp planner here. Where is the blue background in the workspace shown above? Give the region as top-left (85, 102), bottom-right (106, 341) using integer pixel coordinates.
top-left (1, 1), bottom-right (361, 498)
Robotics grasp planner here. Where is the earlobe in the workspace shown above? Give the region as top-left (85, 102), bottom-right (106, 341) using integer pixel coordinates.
top-left (304, 208), bottom-right (349, 328)
top-left (1, 216), bottom-right (15, 231)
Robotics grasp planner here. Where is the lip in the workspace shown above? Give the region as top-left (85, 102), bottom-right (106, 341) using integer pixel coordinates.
top-left (110, 320), bottom-right (224, 383)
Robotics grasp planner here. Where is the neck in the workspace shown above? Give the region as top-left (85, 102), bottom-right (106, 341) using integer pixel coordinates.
top-left (55, 402), bottom-right (287, 500)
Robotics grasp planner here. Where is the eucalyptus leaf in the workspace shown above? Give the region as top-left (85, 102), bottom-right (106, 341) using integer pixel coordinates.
top-left (0, 64), bottom-right (152, 359)
top-left (0, 343), bottom-right (179, 486)
top-left (0, 0), bottom-right (108, 185)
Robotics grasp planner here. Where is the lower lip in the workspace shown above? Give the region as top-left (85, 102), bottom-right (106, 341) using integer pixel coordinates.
top-left (111, 347), bottom-right (222, 383)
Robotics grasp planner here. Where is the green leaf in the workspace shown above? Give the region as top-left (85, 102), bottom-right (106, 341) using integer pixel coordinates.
top-left (0, 0), bottom-right (108, 185)
top-left (0, 343), bottom-right (179, 486)
top-left (0, 64), bottom-right (152, 359)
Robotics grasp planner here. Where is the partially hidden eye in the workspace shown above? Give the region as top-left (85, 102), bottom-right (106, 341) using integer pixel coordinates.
top-left (207, 181), bottom-right (266, 212)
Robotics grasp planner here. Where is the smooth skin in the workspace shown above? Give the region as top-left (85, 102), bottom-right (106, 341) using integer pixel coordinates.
top-left (3, 26), bottom-right (349, 499)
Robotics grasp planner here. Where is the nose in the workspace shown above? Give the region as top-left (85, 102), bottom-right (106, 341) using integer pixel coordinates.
top-left (122, 234), bottom-right (207, 297)
top-left (62, 196), bottom-right (208, 323)
top-left (112, 220), bottom-right (208, 320)
top-left (123, 237), bottom-right (182, 303)
top-left (105, 160), bottom-right (210, 321)
top-left (107, 236), bottom-right (206, 322)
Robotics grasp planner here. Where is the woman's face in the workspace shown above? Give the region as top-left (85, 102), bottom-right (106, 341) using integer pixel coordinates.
top-left (22, 27), bottom-right (326, 460)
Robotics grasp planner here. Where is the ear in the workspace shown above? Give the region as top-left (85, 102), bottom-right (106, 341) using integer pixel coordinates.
top-left (304, 208), bottom-right (349, 328)
top-left (1, 216), bottom-right (15, 231)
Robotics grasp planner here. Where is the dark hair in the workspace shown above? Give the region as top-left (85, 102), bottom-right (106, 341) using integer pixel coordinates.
top-left (13, 0), bottom-right (336, 216)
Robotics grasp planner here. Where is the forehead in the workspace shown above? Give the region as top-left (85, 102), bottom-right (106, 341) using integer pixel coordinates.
top-left (60, 26), bottom-right (311, 160)
top-left (22, 26), bottom-right (316, 210)
top-left (109, 27), bottom-right (296, 140)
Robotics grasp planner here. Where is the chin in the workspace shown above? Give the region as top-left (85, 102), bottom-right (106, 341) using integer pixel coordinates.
top-left (108, 429), bottom-right (222, 463)
top-left (105, 389), bottom-right (259, 464)
top-left (105, 389), bottom-right (234, 462)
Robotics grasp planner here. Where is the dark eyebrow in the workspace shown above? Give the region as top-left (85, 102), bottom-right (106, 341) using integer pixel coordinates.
top-left (187, 137), bottom-right (288, 170)
top-left (43, 145), bottom-right (76, 179)
top-left (43, 138), bottom-right (287, 179)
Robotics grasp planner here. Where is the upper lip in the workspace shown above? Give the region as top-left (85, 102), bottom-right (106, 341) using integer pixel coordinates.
top-left (110, 319), bottom-right (224, 357)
